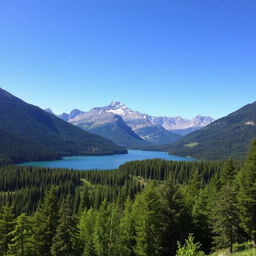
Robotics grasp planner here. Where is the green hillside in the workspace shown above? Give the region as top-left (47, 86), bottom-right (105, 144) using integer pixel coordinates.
top-left (0, 128), bottom-right (60, 164)
top-left (0, 88), bottom-right (126, 164)
top-left (162, 102), bottom-right (256, 160)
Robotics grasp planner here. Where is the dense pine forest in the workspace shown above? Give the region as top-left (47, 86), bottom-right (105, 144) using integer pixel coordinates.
top-left (1, 141), bottom-right (256, 255)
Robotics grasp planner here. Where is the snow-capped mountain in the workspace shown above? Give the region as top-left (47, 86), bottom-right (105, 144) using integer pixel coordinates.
top-left (58, 101), bottom-right (214, 147)
top-left (100, 102), bottom-right (181, 144)
top-left (69, 107), bottom-right (148, 147)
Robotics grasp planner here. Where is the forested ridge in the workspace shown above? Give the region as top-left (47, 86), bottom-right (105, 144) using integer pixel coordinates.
top-left (150, 101), bottom-right (256, 161)
top-left (0, 88), bottom-right (126, 165)
top-left (1, 141), bottom-right (256, 255)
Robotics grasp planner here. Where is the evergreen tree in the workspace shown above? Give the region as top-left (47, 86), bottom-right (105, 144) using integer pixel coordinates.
top-left (119, 198), bottom-right (136, 256)
top-left (237, 140), bottom-right (256, 243)
top-left (79, 187), bottom-right (91, 213)
top-left (78, 208), bottom-right (96, 256)
top-left (32, 186), bottom-right (59, 256)
top-left (73, 188), bottom-right (81, 216)
top-left (212, 159), bottom-right (239, 253)
top-left (107, 203), bottom-right (120, 256)
top-left (0, 205), bottom-right (15, 255)
top-left (93, 200), bottom-right (121, 256)
top-left (134, 186), bottom-right (163, 256)
top-left (191, 189), bottom-right (212, 254)
top-left (160, 178), bottom-right (191, 256)
top-left (51, 195), bottom-right (77, 256)
top-left (220, 159), bottom-right (236, 185)
top-left (93, 200), bottom-right (110, 256)
top-left (8, 213), bottom-right (34, 256)
top-left (184, 171), bottom-right (202, 209)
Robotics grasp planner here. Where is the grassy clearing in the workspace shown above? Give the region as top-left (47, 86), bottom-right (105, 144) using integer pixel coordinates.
top-left (210, 243), bottom-right (256, 256)
top-left (184, 142), bottom-right (199, 148)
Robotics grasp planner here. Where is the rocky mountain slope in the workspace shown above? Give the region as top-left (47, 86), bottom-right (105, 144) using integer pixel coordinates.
top-left (70, 108), bottom-right (148, 147)
top-left (58, 101), bottom-right (213, 147)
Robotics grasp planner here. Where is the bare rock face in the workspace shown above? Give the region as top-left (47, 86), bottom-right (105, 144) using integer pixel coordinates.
top-left (151, 115), bottom-right (215, 135)
top-left (245, 121), bottom-right (256, 126)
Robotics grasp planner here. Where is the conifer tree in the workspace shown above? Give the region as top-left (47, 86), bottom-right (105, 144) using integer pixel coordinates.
top-left (119, 197), bottom-right (136, 256)
top-left (32, 186), bottom-right (59, 256)
top-left (220, 159), bottom-right (236, 185)
top-left (184, 171), bottom-right (202, 208)
top-left (93, 200), bottom-right (110, 256)
top-left (160, 178), bottom-right (191, 256)
top-left (79, 187), bottom-right (91, 214)
top-left (73, 188), bottom-right (81, 216)
top-left (93, 200), bottom-right (121, 256)
top-left (78, 208), bottom-right (96, 256)
top-left (237, 140), bottom-right (256, 244)
top-left (8, 213), bottom-right (34, 256)
top-left (192, 189), bottom-right (212, 254)
top-left (51, 195), bottom-right (77, 256)
top-left (133, 186), bottom-right (163, 256)
top-left (0, 205), bottom-right (15, 255)
top-left (212, 159), bottom-right (238, 252)
top-left (108, 203), bottom-right (121, 256)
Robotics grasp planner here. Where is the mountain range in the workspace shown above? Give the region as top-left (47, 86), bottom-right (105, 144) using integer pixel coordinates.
top-left (0, 88), bottom-right (126, 164)
top-left (53, 101), bottom-right (214, 147)
top-left (154, 101), bottom-right (256, 160)
top-left (1, 87), bottom-right (256, 163)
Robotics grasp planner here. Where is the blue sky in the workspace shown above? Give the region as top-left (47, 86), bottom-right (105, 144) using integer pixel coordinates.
top-left (0, 0), bottom-right (256, 119)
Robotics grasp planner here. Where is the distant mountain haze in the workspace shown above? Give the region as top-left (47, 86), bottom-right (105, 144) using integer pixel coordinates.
top-left (57, 101), bottom-right (214, 147)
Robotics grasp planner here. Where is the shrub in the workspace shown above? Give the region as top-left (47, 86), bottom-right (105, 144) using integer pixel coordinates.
top-left (176, 234), bottom-right (205, 256)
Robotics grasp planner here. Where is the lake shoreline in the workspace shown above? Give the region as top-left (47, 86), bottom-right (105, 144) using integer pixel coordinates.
top-left (18, 149), bottom-right (193, 170)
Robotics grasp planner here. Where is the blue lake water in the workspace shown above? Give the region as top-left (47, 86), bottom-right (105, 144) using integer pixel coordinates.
top-left (18, 150), bottom-right (193, 170)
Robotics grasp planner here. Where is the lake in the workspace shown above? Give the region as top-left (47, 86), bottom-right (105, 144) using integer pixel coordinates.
top-left (18, 150), bottom-right (193, 170)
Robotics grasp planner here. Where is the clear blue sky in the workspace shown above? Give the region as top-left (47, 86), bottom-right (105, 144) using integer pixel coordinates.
top-left (0, 0), bottom-right (255, 119)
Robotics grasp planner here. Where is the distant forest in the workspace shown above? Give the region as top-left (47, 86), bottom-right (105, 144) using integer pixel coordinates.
top-left (1, 141), bottom-right (256, 255)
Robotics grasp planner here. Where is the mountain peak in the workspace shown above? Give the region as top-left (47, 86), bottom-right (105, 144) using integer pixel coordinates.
top-left (69, 109), bottom-right (84, 119)
top-left (105, 101), bottom-right (132, 116)
top-left (110, 101), bottom-right (125, 107)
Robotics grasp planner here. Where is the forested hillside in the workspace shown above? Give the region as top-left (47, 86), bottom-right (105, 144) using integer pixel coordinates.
top-left (1, 141), bottom-right (256, 255)
top-left (0, 128), bottom-right (60, 164)
top-left (158, 102), bottom-right (256, 160)
top-left (0, 88), bottom-right (126, 165)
